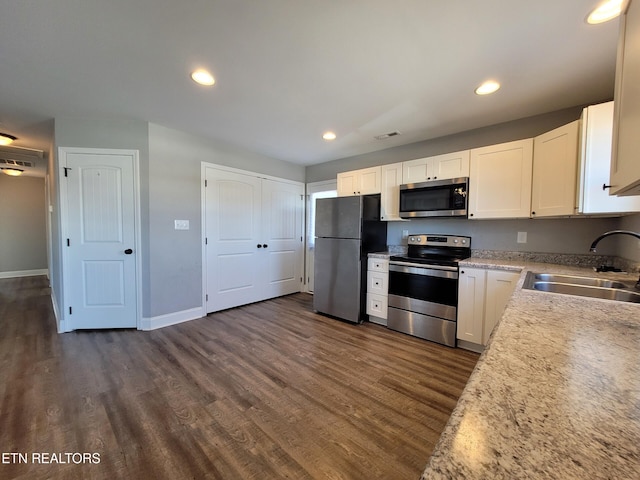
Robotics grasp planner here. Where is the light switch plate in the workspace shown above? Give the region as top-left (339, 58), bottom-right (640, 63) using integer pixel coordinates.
top-left (517, 231), bottom-right (527, 244)
top-left (174, 220), bottom-right (189, 230)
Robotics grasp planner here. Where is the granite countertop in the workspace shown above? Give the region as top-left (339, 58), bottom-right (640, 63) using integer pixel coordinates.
top-left (422, 259), bottom-right (640, 479)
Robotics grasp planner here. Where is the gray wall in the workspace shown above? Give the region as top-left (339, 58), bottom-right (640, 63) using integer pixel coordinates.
top-left (306, 105), bottom-right (589, 183)
top-left (387, 217), bottom-right (620, 256)
top-left (305, 101), bottom-right (640, 260)
top-left (0, 175), bottom-right (47, 273)
top-left (618, 213), bottom-right (640, 261)
top-left (53, 117), bottom-right (305, 320)
top-left (147, 123), bottom-right (304, 317)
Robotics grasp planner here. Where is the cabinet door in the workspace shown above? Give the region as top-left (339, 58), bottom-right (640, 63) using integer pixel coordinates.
top-left (380, 163), bottom-right (403, 221)
top-left (531, 121), bottom-right (579, 217)
top-left (261, 179), bottom-right (304, 300)
top-left (611, 0), bottom-right (640, 195)
top-left (469, 139), bottom-right (533, 219)
top-left (580, 102), bottom-right (640, 214)
top-left (483, 270), bottom-right (519, 344)
top-left (402, 157), bottom-right (431, 184)
top-left (431, 150), bottom-right (470, 180)
top-left (358, 166), bottom-right (382, 194)
top-left (456, 267), bottom-right (486, 344)
top-left (337, 171), bottom-right (359, 196)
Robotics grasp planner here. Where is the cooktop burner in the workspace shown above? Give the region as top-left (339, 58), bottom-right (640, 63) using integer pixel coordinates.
top-left (391, 234), bottom-right (471, 266)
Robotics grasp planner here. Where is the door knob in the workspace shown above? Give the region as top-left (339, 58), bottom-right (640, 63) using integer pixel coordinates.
top-left (124, 248), bottom-right (133, 254)
top-left (257, 244), bottom-right (263, 248)
top-left (263, 244), bottom-right (268, 248)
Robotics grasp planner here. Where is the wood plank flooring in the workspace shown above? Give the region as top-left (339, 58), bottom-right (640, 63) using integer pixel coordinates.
top-left (0, 276), bottom-right (479, 480)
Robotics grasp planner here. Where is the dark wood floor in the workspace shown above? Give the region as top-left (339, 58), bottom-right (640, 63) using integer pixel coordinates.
top-left (0, 276), bottom-right (479, 480)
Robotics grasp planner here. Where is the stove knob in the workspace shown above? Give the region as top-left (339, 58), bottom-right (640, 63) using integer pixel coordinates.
top-left (409, 236), bottom-right (415, 242)
top-left (416, 237), bottom-right (422, 243)
top-left (453, 239), bottom-right (458, 243)
top-left (462, 239), bottom-right (467, 244)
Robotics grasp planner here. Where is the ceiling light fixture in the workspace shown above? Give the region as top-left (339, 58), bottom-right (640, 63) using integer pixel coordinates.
top-left (322, 131), bottom-right (337, 141)
top-left (1, 167), bottom-right (24, 176)
top-left (475, 80), bottom-right (501, 95)
top-left (587, 0), bottom-right (624, 24)
top-left (191, 69), bottom-right (215, 86)
top-left (0, 133), bottom-right (17, 146)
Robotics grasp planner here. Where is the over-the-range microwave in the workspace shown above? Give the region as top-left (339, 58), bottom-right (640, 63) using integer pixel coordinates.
top-left (399, 177), bottom-right (469, 219)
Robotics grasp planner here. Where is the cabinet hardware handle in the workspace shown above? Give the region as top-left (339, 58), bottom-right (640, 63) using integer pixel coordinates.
top-left (532, 211), bottom-right (536, 215)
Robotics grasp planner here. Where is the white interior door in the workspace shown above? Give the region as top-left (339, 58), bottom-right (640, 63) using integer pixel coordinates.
top-left (261, 179), bottom-right (304, 299)
top-left (205, 167), bottom-right (262, 313)
top-left (62, 149), bottom-right (139, 330)
top-left (305, 181), bottom-right (337, 293)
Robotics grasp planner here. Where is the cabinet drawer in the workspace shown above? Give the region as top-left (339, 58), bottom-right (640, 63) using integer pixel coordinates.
top-left (367, 258), bottom-right (389, 272)
top-left (367, 271), bottom-right (388, 295)
top-left (366, 293), bottom-right (388, 320)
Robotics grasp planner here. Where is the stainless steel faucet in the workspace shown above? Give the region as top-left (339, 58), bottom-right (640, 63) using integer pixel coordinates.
top-left (589, 230), bottom-right (640, 252)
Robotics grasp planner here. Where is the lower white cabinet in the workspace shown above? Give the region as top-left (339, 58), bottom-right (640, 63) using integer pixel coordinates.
top-left (366, 257), bottom-right (389, 325)
top-left (457, 267), bottom-right (520, 351)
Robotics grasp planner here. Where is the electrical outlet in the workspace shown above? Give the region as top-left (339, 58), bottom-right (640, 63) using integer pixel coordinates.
top-left (517, 231), bottom-right (527, 244)
top-left (174, 220), bottom-right (189, 230)
top-left (402, 230), bottom-right (409, 239)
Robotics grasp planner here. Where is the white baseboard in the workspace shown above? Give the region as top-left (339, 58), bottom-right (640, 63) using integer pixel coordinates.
top-left (141, 306), bottom-right (205, 331)
top-left (0, 269), bottom-right (48, 279)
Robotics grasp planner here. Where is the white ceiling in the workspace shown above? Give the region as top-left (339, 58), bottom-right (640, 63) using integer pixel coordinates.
top-left (0, 0), bottom-right (620, 174)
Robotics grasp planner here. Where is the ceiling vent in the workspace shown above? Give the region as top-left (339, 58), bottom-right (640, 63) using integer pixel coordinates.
top-left (0, 144), bottom-right (43, 164)
top-left (374, 131), bottom-right (401, 140)
top-left (0, 158), bottom-right (34, 167)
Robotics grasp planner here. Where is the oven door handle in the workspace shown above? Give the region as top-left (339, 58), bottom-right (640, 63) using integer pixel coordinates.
top-left (389, 262), bottom-right (459, 279)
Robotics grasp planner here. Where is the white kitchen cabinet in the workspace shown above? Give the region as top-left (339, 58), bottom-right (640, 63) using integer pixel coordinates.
top-left (457, 267), bottom-right (520, 352)
top-left (380, 162), bottom-right (405, 221)
top-left (337, 166), bottom-right (382, 196)
top-left (468, 139), bottom-right (533, 219)
top-left (366, 257), bottom-right (389, 325)
top-left (456, 267), bottom-right (486, 345)
top-left (579, 102), bottom-right (640, 214)
top-left (531, 121), bottom-right (580, 218)
top-left (402, 150), bottom-right (470, 184)
top-left (611, 0), bottom-right (640, 196)
top-left (483, 270), bottom-right (520, 344)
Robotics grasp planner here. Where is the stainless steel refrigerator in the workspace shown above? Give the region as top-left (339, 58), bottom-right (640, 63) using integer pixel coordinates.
top-left (313, 195), bottom-right (387, 323)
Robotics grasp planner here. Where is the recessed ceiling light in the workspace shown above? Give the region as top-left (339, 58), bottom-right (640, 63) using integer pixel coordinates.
top-left (191, 69), bottom-right (215, 86)
top-left (475, 80), bottom-right (501, 95)
top-left (1, 167), bottom-right (24, 176)
top-left (0, 133), bottom-right (17, 145)
top-left (322, 131), bottom-right (337, 141)
top-left (587, 0), bottom-right (624, 24)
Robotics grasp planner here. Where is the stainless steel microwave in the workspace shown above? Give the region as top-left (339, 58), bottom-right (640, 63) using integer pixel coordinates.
top-left (399, 177), bottom-right (468, 218)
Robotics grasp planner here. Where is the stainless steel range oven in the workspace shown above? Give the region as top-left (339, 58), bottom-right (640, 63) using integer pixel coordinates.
top-left (388, 234), bottom-right (471, 347)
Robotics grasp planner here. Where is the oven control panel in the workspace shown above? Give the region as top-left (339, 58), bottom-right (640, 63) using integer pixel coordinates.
top-left (407, 234), bottom-right (471, 247)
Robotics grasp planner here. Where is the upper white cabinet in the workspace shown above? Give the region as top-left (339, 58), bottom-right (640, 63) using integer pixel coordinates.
top-left (468, 139), bottom-right (533, 219)
top-left (531, 121), bottom-right (580, 218)
top-left (402, 150), bottom-right (470, 184)
top-left (611, 0), bottom-right (640, 196)
top-left (578, 101), bottom-right (640, 214)
top-left (380, 162), bottom-right (404, 221)
top-left (337, 166), bottom-right (382, 196)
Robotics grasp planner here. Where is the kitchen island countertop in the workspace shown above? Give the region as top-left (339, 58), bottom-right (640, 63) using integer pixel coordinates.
top-left (422, 258), bottom-right (640, 479)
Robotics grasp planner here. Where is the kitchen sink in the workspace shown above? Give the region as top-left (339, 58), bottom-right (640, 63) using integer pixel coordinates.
top-left (528, 273), bottom-right (628, 289)
top-left (523, 272), bottom-right (640, 303)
